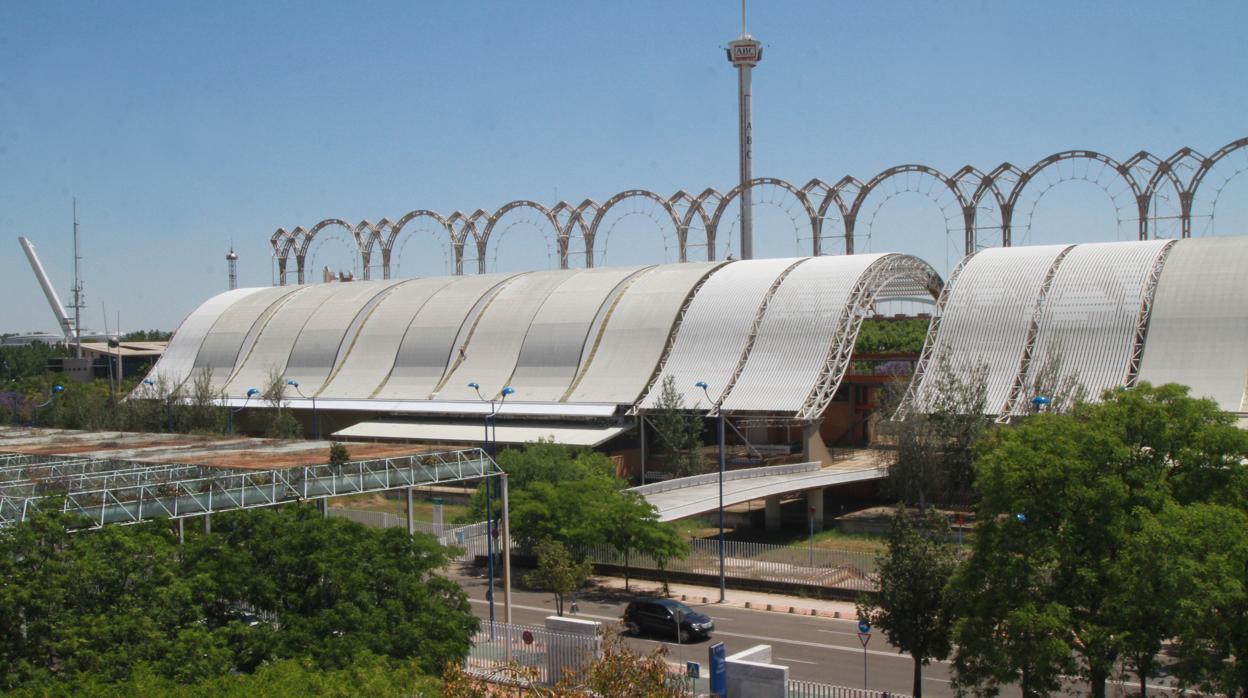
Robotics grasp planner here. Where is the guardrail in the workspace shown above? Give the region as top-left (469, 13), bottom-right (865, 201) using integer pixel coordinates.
top-left (787, 679), bottom-right (910, 698)
top-left (630, 461), bottom-right (821, 496)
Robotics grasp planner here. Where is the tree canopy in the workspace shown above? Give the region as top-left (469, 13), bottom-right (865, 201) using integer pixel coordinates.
top-left (0, 504), bottom-right (476, 693)
top-left (949, 382), bottom-right (1248, 697)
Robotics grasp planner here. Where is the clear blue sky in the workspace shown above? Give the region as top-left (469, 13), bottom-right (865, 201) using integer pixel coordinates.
top-left (2, 1), bottom-right (1246, 333)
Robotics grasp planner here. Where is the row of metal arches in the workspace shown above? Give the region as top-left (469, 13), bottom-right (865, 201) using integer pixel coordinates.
top-left (270, 138), bottom-right (1247, 285)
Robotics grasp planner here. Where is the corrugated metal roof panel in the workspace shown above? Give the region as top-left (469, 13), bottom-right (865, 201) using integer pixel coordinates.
top-left (284, 280), bottom-right (406, 394)
top-left (1011, 239), bottom-right (1171, 416)
top-left (509, 266), bottom-right (649, 402)
top-left (639, 258), bottom-right (802, 409)
top-left (194, 285), bottom-right (305, 392)
top-left (317, 277), bottom-right (459, 399)
top-left (142, 287), bottom-right (265, 391)
top-left (912, 245), bottom-right (1071, 414)
top-left (720, 254), bottom-right (884, 413)
top-left (373, 273), bottom-right (518, 400)
top-left (436, 270), bottom-right (579, 401)
top-left (1138, 237), bottom-right (1248, 413)
top-left (567, 261), bottom-right (723, 404)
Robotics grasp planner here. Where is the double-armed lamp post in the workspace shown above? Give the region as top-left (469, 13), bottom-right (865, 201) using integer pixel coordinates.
top-left (694, 380), bottom-right (727, 603)
top-left (469, 381), bottom-right (515, 631)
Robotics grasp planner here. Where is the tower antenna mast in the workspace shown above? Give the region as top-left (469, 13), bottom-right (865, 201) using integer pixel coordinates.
top-left (72, 198), bottom-right (84, 358)
top-left (726, 0), bottom-right (762, 259)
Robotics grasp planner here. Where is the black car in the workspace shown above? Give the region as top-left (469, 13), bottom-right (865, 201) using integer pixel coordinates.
top-left (622, 599), bottom-right (714, 642)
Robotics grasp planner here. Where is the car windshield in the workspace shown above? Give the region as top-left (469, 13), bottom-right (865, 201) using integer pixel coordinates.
top-left (664, 601), bottom-right (695, 617)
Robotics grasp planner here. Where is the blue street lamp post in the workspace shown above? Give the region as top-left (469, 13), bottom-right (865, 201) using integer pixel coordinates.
top-left (32, 384), bottom-right (65, 426)
top-left (227, 388), bottom-right (260, 434)
top-left (1031, 395), bottom-right (1051, 412)
top-left (468, 381), bottom-right (514, 632)
top-left (695, 380), bottom-right (727, 604)
top-left (287, 380), bottom-right (319, 439)
top-left (142, 378), bottom-right (175, 431)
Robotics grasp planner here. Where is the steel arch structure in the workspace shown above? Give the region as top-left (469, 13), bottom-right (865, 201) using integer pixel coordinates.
top-left (270, 139), bottom-right (1247, 284)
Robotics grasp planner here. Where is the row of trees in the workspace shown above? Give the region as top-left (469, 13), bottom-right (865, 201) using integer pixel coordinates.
top-left (0, 504), bottom-right (477, 693)
top-left (861, 383), bottom-right (1248, 697)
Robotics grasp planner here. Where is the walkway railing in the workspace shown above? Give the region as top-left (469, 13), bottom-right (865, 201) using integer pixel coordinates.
top-left (629, 461), bottom-right (820, 496)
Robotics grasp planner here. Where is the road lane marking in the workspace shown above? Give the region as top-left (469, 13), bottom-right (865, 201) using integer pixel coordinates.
top-left (776, 657), bottom-right (819, 665)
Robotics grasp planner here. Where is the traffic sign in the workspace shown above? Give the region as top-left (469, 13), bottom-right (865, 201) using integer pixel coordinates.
top-left (521, 630), bottom-right (534, 645)
top-left (857, 631), bottom-right (872, 647)
top-left (686, 661), bottom-right (700, 679)
top-left (858, 619), bottom-right (871, 633)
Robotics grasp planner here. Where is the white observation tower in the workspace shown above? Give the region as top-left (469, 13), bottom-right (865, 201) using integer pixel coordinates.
top-left (726, 0), bottom-right (762, 260)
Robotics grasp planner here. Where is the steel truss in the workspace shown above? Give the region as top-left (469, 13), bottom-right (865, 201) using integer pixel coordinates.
top-left (0, 448), bottom-right (500, 529)
top-left (795, 254), bottom-right (942, 422)
top-left (269, 138), bottom-right (1247, 284)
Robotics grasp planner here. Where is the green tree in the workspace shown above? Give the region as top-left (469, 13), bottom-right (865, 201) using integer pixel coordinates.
top-left (602, 490), bottom-right (689, 592)
top-left (951, 383), bottom-right (1248, 697)
top-left (524, 538), bottom-right (592, 617)
top-left (858, 508), bottom-right (957, 697)
top-left (260, 367), bottom-right (301, 438)
top-left (648, 375), bottom-right (705, 478)
top-left (328, 441), bottom-right (350, 466)
top-left (884, 360), bottom-right (990, 508)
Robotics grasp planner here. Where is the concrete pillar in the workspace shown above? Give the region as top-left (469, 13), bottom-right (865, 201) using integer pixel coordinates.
top-left (802, 421), bottom-right (834, 466)
top-left (317, 498), bottom-right (328, 518)
top-left (806, 487), bottom-right (825, 532)
top-left (406, 487), bottom-right (415, 536)
top-left (203, 514), bottom-right (211, 534)
top-left (764, 496), bottom-right (782, 532)
top-left (726, 644), bottom-right (788, 698)
top-left (177, 518), bottom-right (185, 544)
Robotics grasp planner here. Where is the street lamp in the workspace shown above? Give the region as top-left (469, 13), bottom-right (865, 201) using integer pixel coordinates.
top-left (695, 380), bottom-right (727, 603)
top-left (287, 379), bottom-right (319, 439)
top-left (32, 384), bottom-right (64, 426)
top-left (1031, 395), bottom-right (1051, 413)
top-left (227, 388), bottom-right (260, 434)
top-left (468, 381), bottom-right (515, 631)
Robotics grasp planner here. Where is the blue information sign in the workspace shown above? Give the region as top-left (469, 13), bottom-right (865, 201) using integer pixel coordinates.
top-left (686, 661), bottom-right (700, 679)
top-left (709, 642), bottom-right (727, 697)
top-left (858, 619), bottom-right (871, 634)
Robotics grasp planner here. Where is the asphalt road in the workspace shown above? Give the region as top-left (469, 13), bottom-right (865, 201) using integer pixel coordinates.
top-left (455, 570), bottom-right (968, 697)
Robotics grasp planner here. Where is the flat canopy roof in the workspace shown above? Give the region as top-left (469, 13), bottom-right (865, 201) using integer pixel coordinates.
top-left (333, 420), bottom-right (631, 447)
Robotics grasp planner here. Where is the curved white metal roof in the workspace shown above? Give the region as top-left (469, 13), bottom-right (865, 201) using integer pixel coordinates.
top-left (436, 270), bottom-right (577, 401)
top-left (909, 245), bottom-right (1071, 415)
top-left (284, 280), bottom-right (406, 394)
top-left (509, 266), bottom-right (649, 402)
top-left (639, 257), bottom-right (803, 409)
top-left (147, 286), bottom-right (267, 391)
top-left (1010, 239), bottom-right (1171, 415)
top-left (317, 277), bottom-right (458, 398)
top-left (565, 261), bottom-right (723, 404)
top-left (373, 273), bottom-right (516, 400)
top-left (224, 283), bottom-right (348, 396)
top-left (1137, 237), bottom-right (1248, 413)
top-left (720, 254), bottom-right (884, 413)
top-left (194, 285), bottom-right (304, 390)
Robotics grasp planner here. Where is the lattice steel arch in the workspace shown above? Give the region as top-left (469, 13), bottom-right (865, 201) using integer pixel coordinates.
top-left (267, 138), bottom-right (1245, 284)
top-left (796, 254), bottom-right (943, 421)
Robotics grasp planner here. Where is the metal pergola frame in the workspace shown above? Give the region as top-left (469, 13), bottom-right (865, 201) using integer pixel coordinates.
top-left (0, 448), bottom-right (501, 529)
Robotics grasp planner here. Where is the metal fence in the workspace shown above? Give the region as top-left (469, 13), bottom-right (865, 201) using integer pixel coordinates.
top-left (787, 679), bottom-right (910, 698)
top-left (582, 537), bottom-right (879, 592)
top-left (466, 621), bottom-right (599, 687)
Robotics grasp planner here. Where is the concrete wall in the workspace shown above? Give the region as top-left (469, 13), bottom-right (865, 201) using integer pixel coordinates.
top-left (726, 644), bottom-right (788, 698)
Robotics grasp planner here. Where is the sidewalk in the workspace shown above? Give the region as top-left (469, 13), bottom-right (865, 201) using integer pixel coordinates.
top-left (589, 573), bottom-right (862, 621)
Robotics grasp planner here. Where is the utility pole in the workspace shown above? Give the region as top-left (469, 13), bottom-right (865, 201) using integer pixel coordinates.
top-left (726, 0), bottom-right (762, 260)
